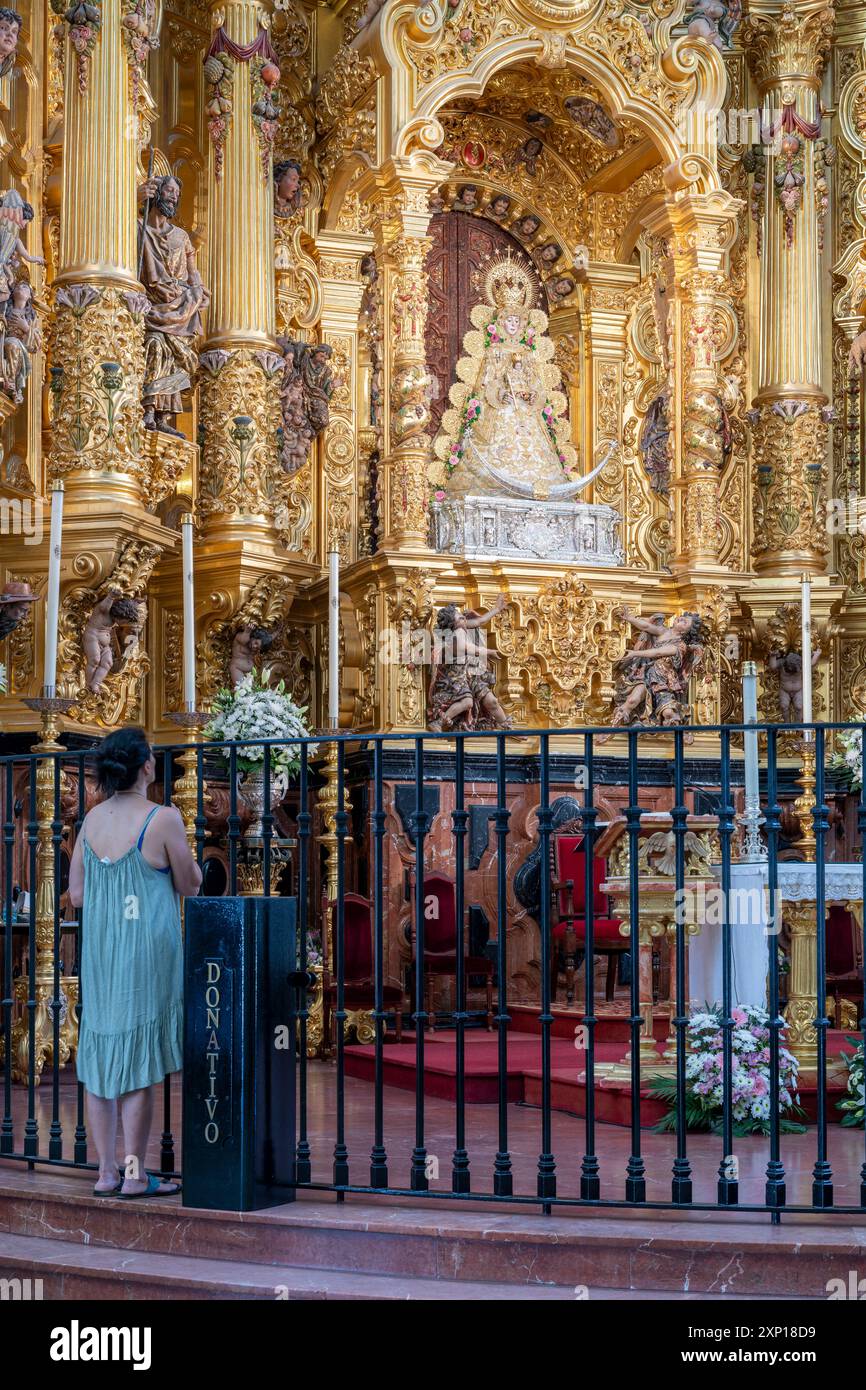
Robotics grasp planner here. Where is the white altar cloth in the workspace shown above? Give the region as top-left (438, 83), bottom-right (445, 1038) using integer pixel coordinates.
top-left (687, 861), bottom-right (862, 1010)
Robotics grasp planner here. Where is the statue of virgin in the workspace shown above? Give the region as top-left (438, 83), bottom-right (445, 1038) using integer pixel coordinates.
top-left (430, 253), bottom-right (606, 502)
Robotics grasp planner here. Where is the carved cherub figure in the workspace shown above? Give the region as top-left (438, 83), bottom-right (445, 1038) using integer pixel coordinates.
top-left (767, 647), bottom-right (820, 721)
top-left (83, 592), bottom-right (142, 693)
top-left (229, 624), bottom-right (275, 688)
top-left (427, 595), bottom-right (511, 732)
top-left (609, 609), bottom-right (708, 731)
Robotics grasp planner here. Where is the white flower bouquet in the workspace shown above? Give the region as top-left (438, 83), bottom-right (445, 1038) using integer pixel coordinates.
top-left (838, 1038), bottom-right (865, 1127)
top-left (830, 727), bottom-right (862, 791)
top-left (205, 668), bottom-right (314, 775)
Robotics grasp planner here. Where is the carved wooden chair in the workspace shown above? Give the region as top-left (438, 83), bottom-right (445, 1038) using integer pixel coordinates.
top-left (324, 892), bottom-right (404, 1044)
top-left (411, 871), bottom-right (494, 1031)
top-left (826, 904), bottom-right (864, 1030)
top-left (552, 834), bottom-right (625, 1006)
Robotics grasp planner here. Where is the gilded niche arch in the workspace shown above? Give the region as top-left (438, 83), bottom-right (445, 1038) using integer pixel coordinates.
top-left (387, 8), bottom-right (728, 197)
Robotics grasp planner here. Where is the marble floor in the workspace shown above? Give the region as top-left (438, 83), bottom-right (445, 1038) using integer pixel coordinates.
top-left (3, 1057), bottom-right (865, 1218)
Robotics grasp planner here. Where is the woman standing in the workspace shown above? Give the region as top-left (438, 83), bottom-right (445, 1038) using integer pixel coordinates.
top-left (68, 727), bottom-right (202, 1198)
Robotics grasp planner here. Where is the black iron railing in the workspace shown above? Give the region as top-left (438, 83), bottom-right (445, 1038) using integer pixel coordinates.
top-left (1, 721), bottom-right (865, 1221)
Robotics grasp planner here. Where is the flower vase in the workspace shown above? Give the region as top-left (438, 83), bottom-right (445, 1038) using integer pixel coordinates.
top-left (239, 766), bottom-right (287, 839)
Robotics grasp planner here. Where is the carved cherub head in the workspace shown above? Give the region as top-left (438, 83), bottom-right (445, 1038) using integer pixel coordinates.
top-left (109, 595), bottom-right (143, 626)
top-left (274, 159), bottom-right (303, 214)
top-left (247, 626), bottom-right (275, 656)
top-left (0, 9), bottom-right (21, 66)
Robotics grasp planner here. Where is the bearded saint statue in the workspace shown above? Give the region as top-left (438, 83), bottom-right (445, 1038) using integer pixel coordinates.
top-left (137, 174), bottom-right (209, 436)
top-left (431, 253), bottom-right (607, 503)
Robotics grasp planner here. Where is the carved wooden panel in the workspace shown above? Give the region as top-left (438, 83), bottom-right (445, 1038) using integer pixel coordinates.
top-left (424, 212), bottom-right (548, 437)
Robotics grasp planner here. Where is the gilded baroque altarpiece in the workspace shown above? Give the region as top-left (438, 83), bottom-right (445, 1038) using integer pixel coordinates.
top-left (0, 0), bottom-right (865, 742)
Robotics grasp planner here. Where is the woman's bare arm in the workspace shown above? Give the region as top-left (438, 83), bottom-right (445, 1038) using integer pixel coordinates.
top-left (161, 807), bottom-right (203, 897)
top-left (67, 819), bottom-right (87, 910)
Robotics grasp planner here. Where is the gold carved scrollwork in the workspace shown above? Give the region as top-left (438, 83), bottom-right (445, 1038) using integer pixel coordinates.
top-left (692, 586), bottom-right (734, 727)
top-left (57, 539), bottom-right (163, 728)
top-left (163, 609), bottom-right (183, 714)
top-left (492, 574), bottom-right (623, 728)
top-left (750, 400), bottom-right (829, 568)
top-left (197, 349), bottom-right (283, 522)
top-left (404, 1), bottom-right (519, 88)
top-left (354, 581), bottom-right (378, 728)
top-left (49, 287), bottom-right (146, 488)
top-left (840, 637), bottom-right (866, 723)
top-left (385, 570), bottom-right (434, 729)
top-left (316, 45), bottom-right (376, 133)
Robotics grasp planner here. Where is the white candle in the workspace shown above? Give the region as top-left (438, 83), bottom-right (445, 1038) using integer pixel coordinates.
top-left (43, 481), bottom-right (64, 697)
top-left (181, 513), bottom-right (195, 711)
top-left (742, 660), bottom-right (759, 806)
top-left (800, 573), bottom-right (813, 741)
top-left (328, 548), bottom-right (339, 729)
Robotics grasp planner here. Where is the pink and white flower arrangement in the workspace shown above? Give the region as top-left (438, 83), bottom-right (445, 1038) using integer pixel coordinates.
top-left (650, 1003), bottom-right (805, 1136)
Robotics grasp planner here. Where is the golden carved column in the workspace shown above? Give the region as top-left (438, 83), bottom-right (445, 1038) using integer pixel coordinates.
top-left (315, 232), bottom-right (371, 564)
top-left (744, 0), bottom-right (836, 576)
top-left (361, 160), bottom-right (449, 552)
top-left (197, 0), bottom-right (282, 549)
top-left (645, 198), bottom-right (740, 573)
top-left (49, 0), bottom-right (148, 511)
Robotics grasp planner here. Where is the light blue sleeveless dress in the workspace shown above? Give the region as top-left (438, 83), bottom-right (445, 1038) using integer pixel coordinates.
top-left (76, 806), bottom-right (184, 1100)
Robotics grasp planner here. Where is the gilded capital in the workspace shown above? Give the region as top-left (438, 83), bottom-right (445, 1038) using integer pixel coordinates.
top-left (742, 1), bottom-right (836, 92)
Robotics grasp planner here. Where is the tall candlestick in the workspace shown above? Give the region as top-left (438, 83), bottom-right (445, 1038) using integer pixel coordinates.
top-left (741, 660), bottom-right (765, 861)
top-left (43, 482), bottom-right (64, 698)
top-left (328, 548), bottom-right (339, 730)
top-left (181, 513), bottom-right (196, 711)
top-left (800, 573), bottom-right (813, 742)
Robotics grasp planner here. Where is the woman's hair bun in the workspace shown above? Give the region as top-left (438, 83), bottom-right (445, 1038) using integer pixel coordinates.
top-left (94, 727), bottom-right (151, 794)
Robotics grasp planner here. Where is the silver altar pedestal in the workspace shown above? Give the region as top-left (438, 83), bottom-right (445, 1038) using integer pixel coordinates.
top-left (432, 494), bottom-right (625, 565)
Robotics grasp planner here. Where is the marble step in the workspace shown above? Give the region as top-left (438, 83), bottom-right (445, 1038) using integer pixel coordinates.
top-left (0, 1231), bottom-right (798, 1301)
top-left (0, 1169), bottom-right (858, 1298)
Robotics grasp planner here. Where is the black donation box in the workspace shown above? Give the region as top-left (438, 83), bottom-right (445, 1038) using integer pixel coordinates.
top-left (182, 895), bottom-right (297, 1211)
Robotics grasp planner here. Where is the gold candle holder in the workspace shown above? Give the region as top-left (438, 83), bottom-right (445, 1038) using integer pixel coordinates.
top-left (10, 697), bottom-right (77, 1083)
top-left (312, 736), bottom-right (351, 1059)
top-left (792, 736), bottom-right (817, 865)
top-left (164, 710), bottom-right (210, 847)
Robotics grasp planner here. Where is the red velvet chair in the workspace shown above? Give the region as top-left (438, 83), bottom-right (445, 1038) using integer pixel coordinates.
top-left (324, 892), bottom-right (403, 1044)
top-left (552, 836), bottom-right (624, 1006)
top-left (826, 904), bottom-right (864, 1029)
top-left (412, 872), bottom-right (494, 1031)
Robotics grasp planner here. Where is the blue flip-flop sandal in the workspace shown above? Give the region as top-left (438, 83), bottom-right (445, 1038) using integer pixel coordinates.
top-left (118, 1173), bottom-right (181, 1200)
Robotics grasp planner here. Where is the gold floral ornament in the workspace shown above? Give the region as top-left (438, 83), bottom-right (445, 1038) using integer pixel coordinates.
top-left (431, 251), bottom-right (577, 500)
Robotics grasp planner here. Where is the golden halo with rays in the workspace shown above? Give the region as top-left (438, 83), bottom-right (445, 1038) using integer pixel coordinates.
top-left (481, 251), bottom-right (538, 312)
